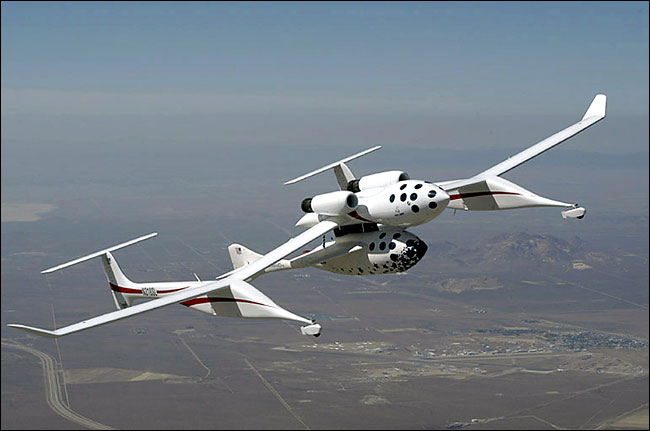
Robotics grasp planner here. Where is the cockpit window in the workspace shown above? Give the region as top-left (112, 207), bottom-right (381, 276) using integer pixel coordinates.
top-left (389, 194), bottom-right (395, 203)
top-left (410, 193), bottom-right (417, 201)
top-left (400, 193), bottom-right (407, 202)
top-left (379, 232), bottom-right (386, 239)
top-left (400, 183), bottom-right (407, 190)
top-left (412, 205), bottom-right (419, 213)
top-left (428, 190), bottom-right (437, 198)
top-left (379, 242), bottom-right (386, 250)
top-left (415, 184), bottom-right (422, 189)
top-left (392, 232), bottom-right (401, 239)
top-left (429, 201), bottom-right (438, 209)
top-left (369, 242), bottom-right (375, 251)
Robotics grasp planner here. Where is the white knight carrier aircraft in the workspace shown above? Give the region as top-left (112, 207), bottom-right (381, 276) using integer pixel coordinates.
top-left (9, 94), bottom-right (607, 338)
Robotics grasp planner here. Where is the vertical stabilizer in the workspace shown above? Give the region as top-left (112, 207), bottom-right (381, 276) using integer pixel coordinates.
top-left (333, 162), bottom-right (356, 190)
top-left (102, 251), bottom-right (137, 309)
top-left (228, 244), bottom-right (263, 270)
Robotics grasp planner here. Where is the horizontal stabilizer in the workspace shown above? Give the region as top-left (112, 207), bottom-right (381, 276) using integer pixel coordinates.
top-left (42, 233), bottom-right (158, 274)
top-left (284, 146), bottom-right (381, 185)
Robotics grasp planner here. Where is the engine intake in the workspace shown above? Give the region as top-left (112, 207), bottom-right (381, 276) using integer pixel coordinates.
top-left (301, 191), bottom-right (358, 216)
top-left (347, 171), bottom-right (409, 192)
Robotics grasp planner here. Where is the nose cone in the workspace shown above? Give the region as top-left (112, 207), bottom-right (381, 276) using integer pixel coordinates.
top-left (402, 237), bottom-right (428, 270)
top-left (436, 188), bottom-right (450, 209)
top-left (415, 240), bottom-right (428, 259)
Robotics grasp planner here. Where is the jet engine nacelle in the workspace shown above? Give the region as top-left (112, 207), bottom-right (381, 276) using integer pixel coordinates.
top-left (347, 171), bottom-right (410, 192)
top-left (301, 191), bottom-right (358, 216)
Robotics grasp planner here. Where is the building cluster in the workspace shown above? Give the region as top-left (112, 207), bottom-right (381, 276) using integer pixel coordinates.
top-left (479, 327), bottom-right (649, 352)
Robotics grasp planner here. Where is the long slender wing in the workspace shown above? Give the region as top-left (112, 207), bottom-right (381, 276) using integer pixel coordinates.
top-left (8, 220), bottom-right (339, 338)
top-left (8, 279), bottom-right (226, 338)
top-left (478, 94), bottom-right (606, 177)
top-left (437, 94), bottom-right (606, 191)
top-left (288, 241), bottom-right (363, 268)
top-left (229, 219), bottom-right (339, 281)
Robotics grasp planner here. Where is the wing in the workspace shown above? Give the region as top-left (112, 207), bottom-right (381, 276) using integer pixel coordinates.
top-left (8, 220), bottom-right (339, 338)
top-left (229, 219), bottom-right (339, 281)
top-left (437, 94), bottom-right (606, 191)
top-left (288, 241), bottom-right (364, 268)
top-left (8, 279), bottom-right (227, 338)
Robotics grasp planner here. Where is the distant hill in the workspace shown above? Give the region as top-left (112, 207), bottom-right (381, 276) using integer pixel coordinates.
top-left (424, 232), bottom-right (616, 272)
top-left (475, 232), bottom-right (579, 264)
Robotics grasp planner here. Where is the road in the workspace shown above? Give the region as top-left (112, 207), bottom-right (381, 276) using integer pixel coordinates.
top-left (2, 338), bottom-right (115, 430)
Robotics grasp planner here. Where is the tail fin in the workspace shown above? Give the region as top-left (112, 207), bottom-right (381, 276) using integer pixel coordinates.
top-left (228, 244), bottom-right (263, 270)
top-left (221, 243), bottom-right (291, 281)
top-left (102, 251), bottom-right (137, 310)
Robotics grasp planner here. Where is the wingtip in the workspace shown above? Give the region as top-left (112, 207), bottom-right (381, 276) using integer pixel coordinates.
top-left (7, 324), bottom-right (59, 338)
top-left (582, 94), bottom-right (607, 121)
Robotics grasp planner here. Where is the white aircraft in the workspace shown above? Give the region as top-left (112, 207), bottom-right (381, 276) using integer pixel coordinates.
top-left (9, 94), bottom-right (606, 338)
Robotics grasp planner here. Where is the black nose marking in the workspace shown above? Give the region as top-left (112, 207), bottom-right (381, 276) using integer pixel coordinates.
top-left (415, 241), bottom-right (428, 259)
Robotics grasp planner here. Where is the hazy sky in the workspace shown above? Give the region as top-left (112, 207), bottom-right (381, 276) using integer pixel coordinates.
top-left (1, 2), bottom-right (648, 153)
